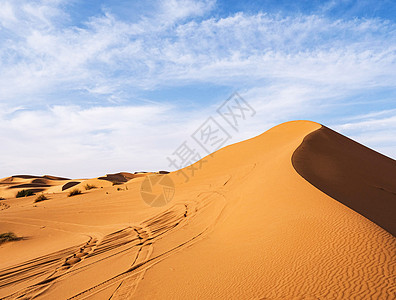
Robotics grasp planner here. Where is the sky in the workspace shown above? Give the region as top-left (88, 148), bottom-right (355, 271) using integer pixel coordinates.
top-left (0, 0), bottom-right (395, 178)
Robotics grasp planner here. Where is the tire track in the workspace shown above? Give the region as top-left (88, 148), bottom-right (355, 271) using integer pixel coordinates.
top-left (0, 189), bottom-right (226, 299)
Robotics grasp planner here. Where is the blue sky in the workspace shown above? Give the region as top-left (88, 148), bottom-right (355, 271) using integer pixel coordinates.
top-left (0, 0), bottom-right (395, 178)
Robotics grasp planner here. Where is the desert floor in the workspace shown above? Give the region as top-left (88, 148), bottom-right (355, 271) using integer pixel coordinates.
top-left (0, 120), bottom-right (395, 299)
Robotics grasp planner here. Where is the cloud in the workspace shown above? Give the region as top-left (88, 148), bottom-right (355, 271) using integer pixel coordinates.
top-left (332, 109), bottom-right (396, 158)
top-left (1, 1), bottom-right (395, 104)
top-left (0, 104), bottom-right (185, 177)
top-left (159, 0), bottom-right (215, 23)
top-left (0, 1), bottom-right (16, 26)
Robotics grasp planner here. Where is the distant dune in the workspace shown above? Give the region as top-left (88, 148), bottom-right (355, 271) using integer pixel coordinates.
top-left (0, 121), bottom-right (394, 299)
top-left (98, 172), bottom-right (139, 183)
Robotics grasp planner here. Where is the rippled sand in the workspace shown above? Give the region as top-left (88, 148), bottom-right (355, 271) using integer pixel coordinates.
top-left (0, 120), bottom-right (394, 299)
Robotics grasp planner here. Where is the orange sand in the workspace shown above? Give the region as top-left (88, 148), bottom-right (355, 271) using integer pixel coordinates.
top-left (0, 121), bottom-right (394, 299)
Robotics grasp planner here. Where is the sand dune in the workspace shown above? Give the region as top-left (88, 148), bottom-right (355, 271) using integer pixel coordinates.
top-left (98, 172), bottom-right (147, 184)
top-left (0, 120), bottom-right (395, 299)
top-left (0, 176), bottom-right (68, 198)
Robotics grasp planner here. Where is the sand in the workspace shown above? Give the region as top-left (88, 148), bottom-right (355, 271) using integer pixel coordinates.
top-left (293, 126), bottom-right (396, 236)
top-left (0, 120), bottom-right (394, 299)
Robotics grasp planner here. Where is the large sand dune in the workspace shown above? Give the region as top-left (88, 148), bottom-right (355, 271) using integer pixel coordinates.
top-left (0, 120), bottom-right (394, 299)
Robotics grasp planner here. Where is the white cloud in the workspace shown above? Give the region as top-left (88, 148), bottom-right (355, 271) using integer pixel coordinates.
top-left (333, 110), bottom-right (396, 158)
top-left (0, 1), bottom-right (16, 26)
top-left (1, 2), bottom-right (395, 103)
top-left (159, 0), bottom-right (215, 23)
top-left (0, 104), bottom-right (186, 177)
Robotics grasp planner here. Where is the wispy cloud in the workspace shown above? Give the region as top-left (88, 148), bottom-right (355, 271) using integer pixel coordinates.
top-left (0, 104), bottom-right (184, 177)
top-left (1, 1), bottom-right (395, 103)
top-left (333, 109), bottom-right (396, 158)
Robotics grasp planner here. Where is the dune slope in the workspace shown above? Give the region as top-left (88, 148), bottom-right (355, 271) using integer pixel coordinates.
top-left (133, 121), bottom-right (395, 299)
top-left (292, 125), bottom-right (396, 236)
top-left (0, 120), bottom-right (395, 299)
